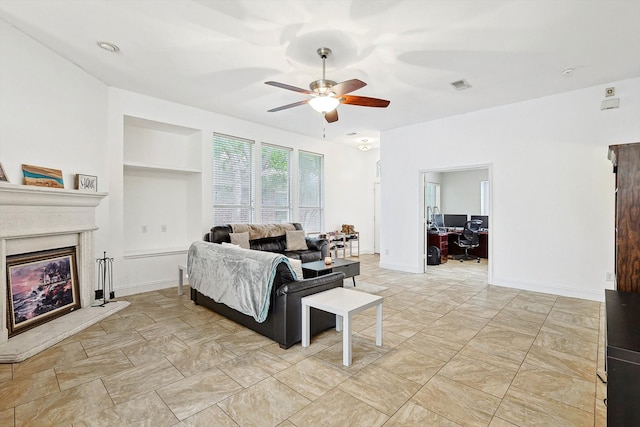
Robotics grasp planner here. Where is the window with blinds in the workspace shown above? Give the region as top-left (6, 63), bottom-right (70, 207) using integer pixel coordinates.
top-left (261, 144), bottom-right (291, 223)
top-left (212, 133), bottom-right (254, 223)
top-left (298, 151), bottom-right (323, 232)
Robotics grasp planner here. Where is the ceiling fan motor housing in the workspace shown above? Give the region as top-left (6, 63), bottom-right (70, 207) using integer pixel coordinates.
top-left (310, 79), bottom-right (337, 94)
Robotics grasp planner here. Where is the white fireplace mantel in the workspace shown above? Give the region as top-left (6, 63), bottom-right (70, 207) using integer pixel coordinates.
top-left (0, 182), bottom-right (128, 362)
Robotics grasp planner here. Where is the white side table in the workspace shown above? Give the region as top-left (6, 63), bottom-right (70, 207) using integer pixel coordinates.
top-left (301, 287), bottom-right (383, 366)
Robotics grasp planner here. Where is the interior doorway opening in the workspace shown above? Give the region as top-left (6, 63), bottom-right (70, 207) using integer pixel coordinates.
top-left (421, 165), bottom-right (492, 284)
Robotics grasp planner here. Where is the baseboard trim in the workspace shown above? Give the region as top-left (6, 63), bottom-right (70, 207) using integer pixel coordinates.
top-left (115, 279), bottom-right (181, 297)
top-left (491, 277), bottom-right (607, 302)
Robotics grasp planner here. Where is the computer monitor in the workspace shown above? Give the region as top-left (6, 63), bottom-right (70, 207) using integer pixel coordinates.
top-left (470, 215), bottom-right (489, 230)
top-left (443, 214), bottom-right (468, 228)
top-left (432, 213), bottom-right (445, 229)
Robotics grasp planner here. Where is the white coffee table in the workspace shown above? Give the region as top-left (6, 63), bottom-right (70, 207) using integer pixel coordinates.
top-left (301, 287), bottom-right (383, 366)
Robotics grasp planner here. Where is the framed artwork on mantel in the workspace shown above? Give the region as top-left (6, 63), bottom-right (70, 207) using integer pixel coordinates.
top-left (6, 246), bottom-right (81, 337)
top-left (75, 174), bottom-right (97, 192)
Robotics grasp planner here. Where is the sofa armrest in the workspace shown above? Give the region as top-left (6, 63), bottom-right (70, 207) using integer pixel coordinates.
top-left (305, 237), bottom-right (329, 258)
top-left (276, 272), bottom-right (345, 297)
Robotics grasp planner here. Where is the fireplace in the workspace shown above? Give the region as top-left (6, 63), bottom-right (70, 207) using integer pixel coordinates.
top-left (0, 183), bottom-right (128, 362)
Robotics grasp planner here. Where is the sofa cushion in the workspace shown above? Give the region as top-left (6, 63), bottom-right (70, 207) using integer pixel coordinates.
top-left (287, 257), bottom-right (303, 279)
top-left (286, 230), bottom-right (308, 251)
top-left (251, 235), bottom-right (286, 252)
top-left (229, 232), bottom-right (250, 249)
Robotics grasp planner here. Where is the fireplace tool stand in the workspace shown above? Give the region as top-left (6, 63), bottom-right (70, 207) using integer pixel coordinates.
top-left (94, 251), bottom-right (114, 307)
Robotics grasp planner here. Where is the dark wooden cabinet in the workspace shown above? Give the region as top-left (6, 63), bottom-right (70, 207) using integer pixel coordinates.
top-left (608, 142), bottom-right (640, 292)
top-left (605, 290), bottom-right (640, 426)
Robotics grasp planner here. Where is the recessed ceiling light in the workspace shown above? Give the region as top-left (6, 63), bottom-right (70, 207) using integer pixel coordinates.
top-left (97, 41), bottom-right (119, 53)
top-left (561, 68), bottom-right (575, 76)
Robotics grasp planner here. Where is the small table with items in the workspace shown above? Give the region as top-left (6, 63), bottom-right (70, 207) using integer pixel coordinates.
top-left (301, 287), bottom-right (383, 366)
top-left (302, 258), bottom-right (360, 286)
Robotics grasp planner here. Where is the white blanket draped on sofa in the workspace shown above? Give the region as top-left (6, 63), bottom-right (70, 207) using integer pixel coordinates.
top-left (187, 241), bottom-right (294, 322)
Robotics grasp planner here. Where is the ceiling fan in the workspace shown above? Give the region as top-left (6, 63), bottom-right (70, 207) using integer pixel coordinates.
top-left (265, 47), bottom-right (390, 123)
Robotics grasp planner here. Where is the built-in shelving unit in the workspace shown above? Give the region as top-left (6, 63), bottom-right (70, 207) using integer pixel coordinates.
top-left (123, 116), bottom-right (202, 258)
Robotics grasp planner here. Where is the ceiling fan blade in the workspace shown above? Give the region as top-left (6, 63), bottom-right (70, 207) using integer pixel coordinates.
top-left (267, 99), bottom-right (309, 112)
top-left (330, 79), bottom-right (366, 96)
top-left (340, 95), bottom-right (390, 108)
top-left (265, 81), bottom-right (313, 94)
top-left (324, 109), bottom-right (338, 123)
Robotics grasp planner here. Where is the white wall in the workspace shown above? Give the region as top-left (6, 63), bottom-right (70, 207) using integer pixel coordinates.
top-left (380, 77), bottom-right (640, 301)
top-left (441, 169), bottom-right (488, 215)
top-left (0, 20), bottom-right (378, 296)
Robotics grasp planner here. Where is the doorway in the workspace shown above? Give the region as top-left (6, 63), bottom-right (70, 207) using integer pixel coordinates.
top-left (421, 165), bottom-right (492, 283)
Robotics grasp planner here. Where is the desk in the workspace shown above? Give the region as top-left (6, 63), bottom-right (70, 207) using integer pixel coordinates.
top-left (447, 231), bottom-right (489, 259)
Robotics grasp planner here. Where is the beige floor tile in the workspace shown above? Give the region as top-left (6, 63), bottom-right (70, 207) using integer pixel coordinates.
top-left (315, 336), bottom-right (388, 370)
top-left (338, 364), bottom-right (422, 415)
top-left (495, 385), bottom-right (593, 427)
top-left (385, 401), bottom-right (461, 426)
top-left (157, 367), bottom-right (243, 420)
top-left (464, 325), bottom-right (536, 363)
top-left (172, 322), bottom-right (235, 346)
top-left (0, 407), bottom-right (13, 426)
top-left (55, 323), bottom-right (106, 347)
top-left (136, 317), bottom-right (193, 340)
top-left (12, 341), bottom-right (87, 379)
top-left (412, 374), bottom-right (501, 427)
top-left (217, 328), bottom-right (274, 355)
top-left (14, 379), bottom-right (114, 426)
top-left (422, 316), bottom-right (483, 344)
top-left (511, 363), bottom-right (595, 412)
top-left (218, 348), bottom-right (291, 387)
top-left (554, 296), bottom-right (601, 318)
top-left (488, 311), bottom-right (544, 336)
top-left (488, 416), bottom-right (518, 426)
top-left (545, 308), bottom-right (600, 330)
top-left (98, 312), bottom-right (155, 333)
top-left (218, 377), bottom-right (310, 427)
top-left (74, 391), bottom-right (178, 427)
top-left (262, 340), bottom-right (329, 365)
top-left (55, 349), bottom-right (133, 390)
top-left (166, 338), bottom-right (237, 377)
top-left (533, 328), bottom-right (599, 362)
top-left (121, 334), bottom-right (190, 365)
top-left (0, 364), bottom-right (12, 384)
top-left (524, 344), bottom-right (597, 382)
top-left (0, 368), bottom-right (60, 410)
top-left (288, 388), bottom-right (389, 427)
top-left (438, 354), bottom-right (518, 398)
top-left (540, 321), bottom-right (599, 344)
top-left (377, 312), bottom-right (425, 338)
top-left (102, 358), bottom-right (185, 405)
top-left (274, 357), bottom-right (351, 400)
top-left (402, 331), bottom-right (463, 362)
top-left (80, 329), bottom-right (145, 357)
top-left (176, 404), bottom-right (238, 426)
top-left (373, 347), bottom-right (446, 384)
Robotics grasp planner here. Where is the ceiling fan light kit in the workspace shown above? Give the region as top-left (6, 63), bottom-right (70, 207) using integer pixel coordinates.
top-left (265, 47), bottom-right (390, 123)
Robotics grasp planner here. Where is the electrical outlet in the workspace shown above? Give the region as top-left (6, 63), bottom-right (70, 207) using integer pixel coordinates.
top-left (161, 225), bottom-right (167, 232)
top-left (606, 272), bottom-right (615, 282)
top-left (142, 225), bottom-right (147, 233)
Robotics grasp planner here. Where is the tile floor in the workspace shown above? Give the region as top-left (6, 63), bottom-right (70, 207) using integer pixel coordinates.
top-left (0, 255), bottom-right (607, 426)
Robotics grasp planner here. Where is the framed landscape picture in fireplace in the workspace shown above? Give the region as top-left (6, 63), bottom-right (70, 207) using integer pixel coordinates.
top-left (6, 246), bottom-right (80, 337)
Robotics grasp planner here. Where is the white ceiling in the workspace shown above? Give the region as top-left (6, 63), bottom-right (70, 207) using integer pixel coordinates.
top-left (1, 0), bottom-right (639, 148)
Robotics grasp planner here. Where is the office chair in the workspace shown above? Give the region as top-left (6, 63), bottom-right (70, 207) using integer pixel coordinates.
top-left (453, 220), bottom-right (483, 262)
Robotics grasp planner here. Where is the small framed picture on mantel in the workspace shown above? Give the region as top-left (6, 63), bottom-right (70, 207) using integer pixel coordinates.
top-left (75, 174), bottom-right (97, 192)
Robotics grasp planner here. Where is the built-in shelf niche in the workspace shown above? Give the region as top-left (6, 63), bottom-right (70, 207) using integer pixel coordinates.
top-left (123, 116), bottom-right (202, 257)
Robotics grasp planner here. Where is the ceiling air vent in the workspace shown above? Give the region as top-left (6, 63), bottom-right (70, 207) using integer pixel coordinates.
top-left (450, 79), bottom-right (472, 91)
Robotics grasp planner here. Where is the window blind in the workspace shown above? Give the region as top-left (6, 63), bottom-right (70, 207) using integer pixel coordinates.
top-left (298, 150), bottom-right (324, 232)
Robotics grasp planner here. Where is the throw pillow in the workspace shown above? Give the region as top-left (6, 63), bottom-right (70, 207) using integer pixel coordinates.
top-left (287, 257), bottom-right (303, 280)
top-left (285, 230), bottom-right (308, 251)
top-left (229, 231), bottom-right (250, 249)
